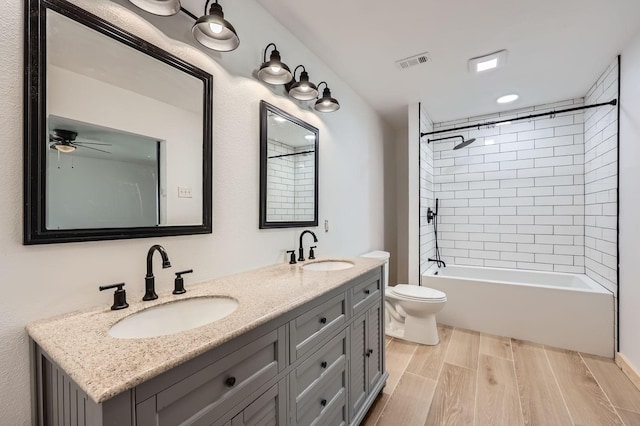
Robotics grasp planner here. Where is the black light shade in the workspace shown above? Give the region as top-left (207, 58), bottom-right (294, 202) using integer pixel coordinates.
top-left (192, 1), bottom-right (240, 52)
top-left (258, 44), bottom-right (293, 85)
top-left (128, 0), bottom-right (181, 16)
top-left (314, 83), bottom-right (340, 113)
top-left (289, 66), bottom-right (319, 101)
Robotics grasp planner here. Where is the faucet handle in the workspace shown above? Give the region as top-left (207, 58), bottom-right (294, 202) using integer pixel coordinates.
top-left (309, 246), bottom-right (317, 260)
top-left (286, 250), bottom-right (297, 264)
top-left (173, 269), bottom-right (193, 295)
top-left (99, 283), bottom-right (129, 311)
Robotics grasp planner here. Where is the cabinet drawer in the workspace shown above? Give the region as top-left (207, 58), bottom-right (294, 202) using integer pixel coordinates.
top-left (292, 330), bottom-right (347, 401)
top-left (321, 398), bottom-right (347, 426)
top-left (290, 293), bottom-right (347, 361)
top-left (149, 330), bottom-right (280, 425)
top-left (296, 366), bottom-right (347, 426)
top-left (351, 272), bottom-right (381, 314)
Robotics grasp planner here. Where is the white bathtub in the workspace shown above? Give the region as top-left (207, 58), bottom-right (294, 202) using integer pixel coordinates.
top-left (423, 265), bottom-right (615, 357)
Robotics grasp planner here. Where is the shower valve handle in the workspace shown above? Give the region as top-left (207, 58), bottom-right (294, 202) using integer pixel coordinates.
top-left (427, 207), bottom-right (435, 224)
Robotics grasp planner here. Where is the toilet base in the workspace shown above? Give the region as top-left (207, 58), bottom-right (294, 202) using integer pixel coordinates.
top-left (385, 314), bottom-right (440, 346)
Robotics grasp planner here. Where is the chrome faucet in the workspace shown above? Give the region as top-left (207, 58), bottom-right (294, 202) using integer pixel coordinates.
top-left (298, 230), bottom-right (318, 262)
top-left (143, 245), bottom-right (171, 301)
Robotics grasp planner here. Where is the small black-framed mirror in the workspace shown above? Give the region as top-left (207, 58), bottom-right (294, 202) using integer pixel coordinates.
top-left (24, 0), bottom-right (213, 244)
top-left (259, 101), bottom-right (319, 229)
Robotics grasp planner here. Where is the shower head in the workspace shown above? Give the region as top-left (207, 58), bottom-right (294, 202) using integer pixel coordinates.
top-left (426, 134), bottom-right (477, 150)
top-left (453, 137), bottom-right (477, 150)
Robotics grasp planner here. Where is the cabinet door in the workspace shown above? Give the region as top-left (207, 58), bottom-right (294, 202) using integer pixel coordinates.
top-left (238, 381), bottom-right (287, 426)
top-left (136, 330), bottom-right (281, 426)
top-left (366, 303), bottom-right (383, 391)
top-left (348, 312), bottom-right (367, 422)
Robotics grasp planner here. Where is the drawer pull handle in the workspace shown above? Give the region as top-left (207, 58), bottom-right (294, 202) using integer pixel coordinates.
top-left (366, 349), bottom-right (373, 357)
top-left (225, 377), bottom-right (236, 387)
top-left (364, 289), bottom-right (371, 295)
top-left (321, 361), bottom-right (327, 369)
top-left (320, 399), bottom-right (327, 407)
top-left (319, 317), bottom-right (327, 324)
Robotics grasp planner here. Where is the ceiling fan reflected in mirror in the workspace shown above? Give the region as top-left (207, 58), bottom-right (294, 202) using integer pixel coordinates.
top-left (49, 129), bottom-right (112, 154)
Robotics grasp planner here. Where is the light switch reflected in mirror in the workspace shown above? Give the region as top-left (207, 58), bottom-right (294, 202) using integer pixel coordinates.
top-left (260, 101), bottom-right (318, 229)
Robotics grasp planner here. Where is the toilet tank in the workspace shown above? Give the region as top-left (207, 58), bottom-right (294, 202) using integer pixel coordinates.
top-left (361, 250), bottom-right (390, 286)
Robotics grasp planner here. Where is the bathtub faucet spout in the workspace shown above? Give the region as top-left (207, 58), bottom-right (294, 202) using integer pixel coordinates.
top-left (428, 257), bottom-right (446, 268)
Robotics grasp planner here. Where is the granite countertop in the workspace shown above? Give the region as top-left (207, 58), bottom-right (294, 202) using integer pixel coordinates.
top-left (26, 257), bottom-right (384, 404)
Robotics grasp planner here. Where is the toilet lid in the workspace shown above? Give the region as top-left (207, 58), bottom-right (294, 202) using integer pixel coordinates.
top-left (391, 285), bottom-right (446, 301)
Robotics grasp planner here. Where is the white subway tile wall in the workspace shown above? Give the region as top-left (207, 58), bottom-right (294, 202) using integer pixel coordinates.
top-left (426, 98), bottom-right (589, 273)
top-left (266, 141), bottom-right (316, 222)
top-left (293, 145), bottom-right (316, 221)
top-left (419, 108), bottom-right (435, 276)
top-left (418, 63), bottom-right (619, 346)
top-left (584, 59), bottom-right (619, 294)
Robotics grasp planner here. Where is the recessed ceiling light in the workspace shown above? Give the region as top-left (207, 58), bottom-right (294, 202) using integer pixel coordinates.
top-left (497, 94), bottom-right (519, 104)
top-left (304, 134), bottom-right (315, 141)
top-left (495, 121), bottom-right (512, 127)
top-left (477, 58), bottom-right (498, 72)
top-left (469, 50), bottom-right (507, 74)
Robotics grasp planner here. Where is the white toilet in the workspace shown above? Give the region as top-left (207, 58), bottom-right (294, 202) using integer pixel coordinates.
top-left (361, 251), bottom-right (447, 346)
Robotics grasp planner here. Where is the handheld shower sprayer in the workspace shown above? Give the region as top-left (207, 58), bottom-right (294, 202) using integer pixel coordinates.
top-left (427, 198), bottom-right (446, 268)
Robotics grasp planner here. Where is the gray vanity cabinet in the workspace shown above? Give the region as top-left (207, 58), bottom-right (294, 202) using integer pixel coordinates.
top-left (31, 267), bottom-right (387, 426)
top-left (222, 381), bottom-right (288, 426)
top-left (348, 303), bottom-right (383, 424)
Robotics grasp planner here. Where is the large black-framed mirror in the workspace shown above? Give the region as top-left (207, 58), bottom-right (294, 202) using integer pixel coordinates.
top-left (259, 101), bottom-right (319, 229)
top-left (24, 0), bottom-right (213, 244)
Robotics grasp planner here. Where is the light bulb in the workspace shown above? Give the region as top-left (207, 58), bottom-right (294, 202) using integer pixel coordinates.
top-left (270, 65), bottom-right (281, 73)
top-left (299, 84), bottom-right (310, 92)
top-left (323, 99), bottom-right (331, 105)
top-left (55, 143), bottom-right (76, 153)
top-left (209, 22), bottom-right (223, 34)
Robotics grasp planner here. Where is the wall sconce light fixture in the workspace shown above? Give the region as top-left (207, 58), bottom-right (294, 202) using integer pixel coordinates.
top-left (314, 82), bottom-right (340, 113)
top-left (128, 0), bottom-right (181, 16)
top-left (258, 43), bottom-right (293, 85)
top-left (288, 65), bottom-right (319, 101)
top-left (128, 0), bottom-right (240, 52)
top-left (192, 0), bottom-right (240, 51)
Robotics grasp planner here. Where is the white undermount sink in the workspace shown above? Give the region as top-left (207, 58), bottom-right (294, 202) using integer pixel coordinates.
top-left (302, 260), bottom-right (355, 271)
top-left (108, 296), bottom-right (239, 339)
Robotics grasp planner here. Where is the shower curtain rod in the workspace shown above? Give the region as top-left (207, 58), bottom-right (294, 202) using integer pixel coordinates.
top-left (267, 150), bottom-right (315, 159)
top-left (420, 99), bottom-right (617, 137)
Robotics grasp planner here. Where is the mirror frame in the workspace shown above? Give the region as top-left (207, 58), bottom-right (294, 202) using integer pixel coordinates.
top-left (24, 0), bottom-right (213, 244)
top-left (259, 101), bottom-right (319, 229)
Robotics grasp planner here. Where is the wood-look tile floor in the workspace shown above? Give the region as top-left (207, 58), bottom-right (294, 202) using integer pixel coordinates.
top-left (362, 325), bottom-right (640, 426)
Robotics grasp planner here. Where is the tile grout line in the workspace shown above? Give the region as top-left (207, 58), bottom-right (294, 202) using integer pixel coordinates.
top-left (578, 352), bottom-right (626, 425)
top-left (473, 334), bottom-right (481, 426)
top-left (542, 346), bottom-right (576, 425)
top-left (374, 341), bottom-right (419, 426)
top-left (509, 339), bottom-right (527, 426)
top-left (439, 327), bottom-right (455, 382)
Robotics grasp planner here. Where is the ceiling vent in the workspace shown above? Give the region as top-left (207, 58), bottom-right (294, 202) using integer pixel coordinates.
top-left (395, 51), bottom-right (431, 70)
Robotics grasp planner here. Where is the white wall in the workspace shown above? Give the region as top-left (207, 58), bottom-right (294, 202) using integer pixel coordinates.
top-left (396, 105), bottom-right (420, 285)
top-left (47, 152), bottom-right (158, 228)
top-left (48, 65), bottom-right (203, 226)
top-left (427, 100), bottom-right (588, 273)
top-left (0, 0), bottom-right (392, 423)
top-left (619, 31), bottom-right (640, 374)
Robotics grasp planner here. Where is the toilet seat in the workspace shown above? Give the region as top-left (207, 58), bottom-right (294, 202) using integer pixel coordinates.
top-left (390, 285), bottom-right (447, 302)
